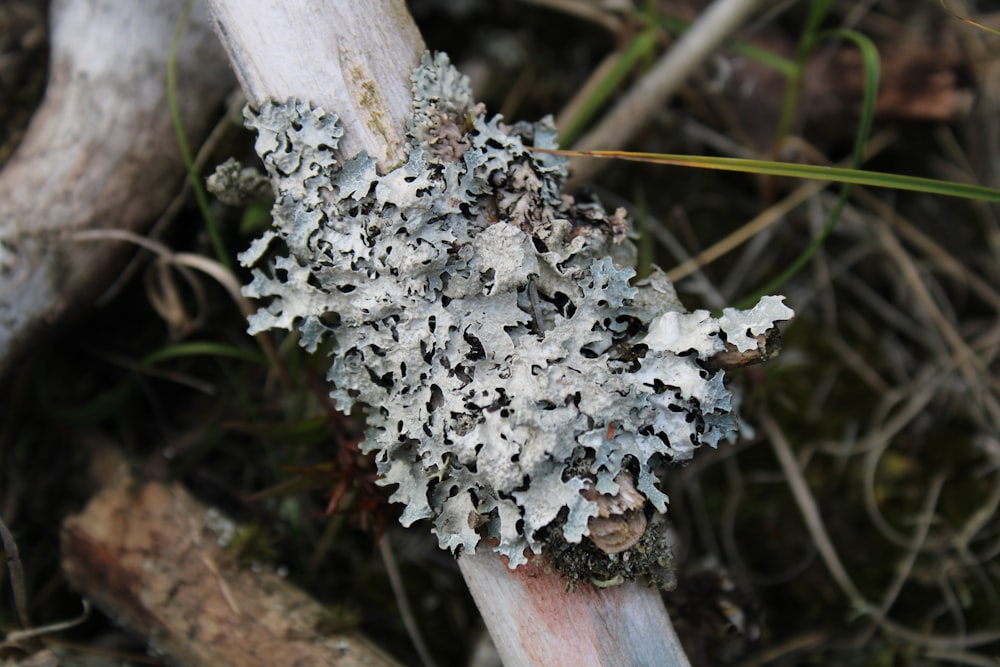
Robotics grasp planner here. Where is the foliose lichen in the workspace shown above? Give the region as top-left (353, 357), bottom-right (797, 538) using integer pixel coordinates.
top-left (239, 52), bottom-right (793, 571)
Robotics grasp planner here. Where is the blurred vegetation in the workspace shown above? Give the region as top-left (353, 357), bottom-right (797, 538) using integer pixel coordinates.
top-left (3, 1), bottom-right (1000, 665)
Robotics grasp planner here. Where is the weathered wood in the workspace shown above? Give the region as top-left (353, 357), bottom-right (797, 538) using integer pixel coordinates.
top-left (61, 477), bottom-right (400, 667)
top-left (0, 0), bottom-right (232, 376)
top-left (459, 551), bottom-right (690, 667)
top-left (205, 0), bottom-right (425, 170)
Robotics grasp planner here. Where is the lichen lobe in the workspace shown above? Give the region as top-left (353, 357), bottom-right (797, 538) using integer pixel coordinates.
top-left (239, 52), bottom-right (794, 578)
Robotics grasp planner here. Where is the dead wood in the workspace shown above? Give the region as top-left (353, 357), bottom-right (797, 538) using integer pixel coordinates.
top-left (60, 476), bottom-right (400, 667)
top-left (459, 550), bottom-right (690, 667)
top-left (205, 0), bottom-right (425, 171)
top-left (0, 0), bottom-right (232, 377)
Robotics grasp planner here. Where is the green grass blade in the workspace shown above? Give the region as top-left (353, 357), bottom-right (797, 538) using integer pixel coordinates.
top-left (741, 28), bottom-right (880, 306)
top-left (538, 149), bottom-right (1000, 202)
top-left (774, 0), bottom-right (833, 146)
top-left (49, 381), bottom-right (133, 422)
top-left (139, 341), bottom-right (267, 368)
top-left (559, 29), bottom-right (659, 147)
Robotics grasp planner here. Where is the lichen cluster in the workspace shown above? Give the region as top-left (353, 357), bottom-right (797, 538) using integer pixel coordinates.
top-left (239, 53), bottom-right (793, 569)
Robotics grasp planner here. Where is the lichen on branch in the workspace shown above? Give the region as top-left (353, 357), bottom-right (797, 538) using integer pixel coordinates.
top-left (238, 53), bottom-right (793, 573)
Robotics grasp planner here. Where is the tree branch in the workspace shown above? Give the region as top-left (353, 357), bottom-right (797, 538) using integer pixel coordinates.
top-left (61, 476), bottom-right (400, 667)
top-left (205, 0), bottom-right (425, 170)
top-left (0, 0), bottom-right (232, 376)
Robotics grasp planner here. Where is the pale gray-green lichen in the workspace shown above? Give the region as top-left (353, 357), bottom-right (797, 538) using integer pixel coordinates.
top-left (239, 53), bottom-right (793, 570)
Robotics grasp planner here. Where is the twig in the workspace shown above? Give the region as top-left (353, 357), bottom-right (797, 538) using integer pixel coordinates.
top-left (569, 0), bottom-right (768, 185)
top-left (379, 534), bottom-right (438, 667)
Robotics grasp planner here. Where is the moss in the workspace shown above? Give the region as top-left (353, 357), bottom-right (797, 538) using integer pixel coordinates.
top-left (539, 513), bottom-right (677, 590)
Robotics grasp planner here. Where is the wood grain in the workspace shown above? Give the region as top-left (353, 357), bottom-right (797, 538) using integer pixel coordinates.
top-left (205, 0), bottom-right (425, 170)
top-left (460, 550), bottom-right (691, 667)
top-left (61, 478), bottom-right (399, 667)
top-left (0, 0), bottom-right (232, 376)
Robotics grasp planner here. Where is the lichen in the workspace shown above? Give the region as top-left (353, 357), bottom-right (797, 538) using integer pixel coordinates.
top-left (239, 52), bottom-right (793, 573)
top-left (206, 157), bottom-right (271, 207)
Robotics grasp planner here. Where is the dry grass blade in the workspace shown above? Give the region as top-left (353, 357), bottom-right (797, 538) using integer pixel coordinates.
top-left (872, 221), bottom-right (1000, 416)
top-left (757, 409), bottom-right (868, 608)
top-left (861, 367), bottom-right (946, 548)
top-left (922, 649), bottom-right (1000, 667)
top-left (98, 93), bottom-right (247, 306)
top-left (667, 179), bottom-right (823, 283)
top-left (732, 631), bottom-right (828, 667)
top-left (71, 229), bottom-right (250, 318)
top-left (379, 535), bottom-right (438, 667)
top-left (665, 130), bottom-right (896, 283)
top-left (518, 0), bottom-right (625, 35)
top-left (70, 228), bottom-right (288, 386)
top-left (2, 600), bottom-right (91, 645)
top-left (857, 472), bottom-right (946, 643)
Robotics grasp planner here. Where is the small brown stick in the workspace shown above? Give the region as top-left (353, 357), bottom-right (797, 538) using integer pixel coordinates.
top-left (61, 477), bottom-right (399, 667)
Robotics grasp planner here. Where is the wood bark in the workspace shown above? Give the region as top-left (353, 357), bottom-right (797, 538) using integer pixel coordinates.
top-left (61, 476), bottom-right (400, 667)
top-left (206, 2), bottom-right (689, 665)
top-left (205, 0), bottom-right (425, 171)
top-left (0, 0), bottom-right (233, 376)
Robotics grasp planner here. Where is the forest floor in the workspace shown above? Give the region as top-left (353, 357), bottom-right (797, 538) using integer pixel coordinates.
top-left (2, 1), bottom-right (1000, 666)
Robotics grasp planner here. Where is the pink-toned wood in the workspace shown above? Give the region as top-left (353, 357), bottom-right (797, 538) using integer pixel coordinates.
top-left (459, 550), bottom-right (691, 667)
